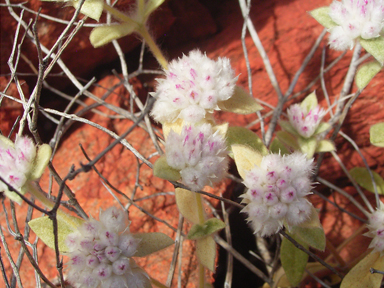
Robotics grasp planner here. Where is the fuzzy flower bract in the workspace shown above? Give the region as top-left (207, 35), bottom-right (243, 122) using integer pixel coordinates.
top-left (0, 135), bottom-right (51, 204)
top-left (287, 103), bottom-right (326, 138)
top-left (151, 50), bottom-right (238, 123)
top-left (366, 202), bottom-right (384, 254)
top-left (65, 207), bottom-right (152, 288)
top-left (165, 124), bottom-right (229, 191)
top-left (328, 0), bottom-right (384, 50)
top-left (241, 152), bottom-right (314, 237)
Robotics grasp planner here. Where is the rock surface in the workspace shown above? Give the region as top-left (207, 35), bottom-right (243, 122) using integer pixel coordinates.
top-left (1, 0), bottom-right (384, 287)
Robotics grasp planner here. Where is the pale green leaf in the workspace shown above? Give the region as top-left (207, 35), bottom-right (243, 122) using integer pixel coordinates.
top-left (153, 155), bottom-right (181, 182)
top-left (356, 61), bottom-right (383, 89)
top-left (279, 120), bottom-right (299, 136)
top-left (276, 131), bottom-right (300, 150)
top-left (175, 188), bottom-right (200, 224)
top-left (133, 232), bottom-right (174, 257)
top-left (90, 23), bottom-right (136, 48)
top-left (269, 138), bottom-right (291, 155)
top-left (309, 7), bottom-right (338, 29)
top-left (30, 144), bottom-right (52, 180)
top-left (315, 139), bottom-right (336, 153)
top-left (340, 251), bottom-right (384, 288)
top-left (290, 207), bottom-right (326, 251)
top-left (144, 0), bottom-right (166, 19)
top-left (196, 236), bottom-right (216, 272)
top-left (370, 122), bottom-right (384, 147)
top-left (300, 91), bottom-right (318, 114)
top-left (359, 36), bottom-right (384, 65)
top-left (297, 136), bottom-right (317, 159)
top-left (281, 232), bottom-right (309, 287)
top-left (0, 134), bottom-right (14, 147)
top-left (226, 127), bottom-right (268, 156)
top-left (314, 122), bottom-right (332, 135)
top-left (350, 167), bottom-right (384, 195)
top-left (163, 118), bottom-right (184, 139)
top-left (217, 86), bottom-right (263, 114)
top-left (187, 218), bottom-right (226, 240)
top-left (231, 144), bottom-right (263, 180)
top-left (28, 215), bottom-right (84, 252)
top-left (72, 0), bottom-right (104, 22)
top-left (213, 122), bottom-right (228, 138)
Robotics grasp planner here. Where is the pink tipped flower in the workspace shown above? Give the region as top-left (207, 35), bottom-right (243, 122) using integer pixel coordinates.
top-left (151, 49), bottom-right (238, 123)
top-left (0, 135), bottom-right (51, 204)
top-left (241, 152), bottom-right (314, 236)
top-left (287, 104), bottom-right (325, 138)
top-left (328, 0), bottom-right (384, 50)
top-left (365, 202), bottom-right (384, 254)
top-left (65, 207), bottom-right (150, 288)
top-left (165, 124), bottom-right (229, 191)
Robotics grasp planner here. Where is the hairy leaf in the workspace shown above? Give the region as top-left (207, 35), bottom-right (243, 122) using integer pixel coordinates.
top-left (226, 126), bottom-right (268, 156)
top-left (309, 7), bottom-right (338, 29)
top-left (162, 118), bottom-right (184, 139)
top-left (196, 236), bottom-right (216, 272)
top-left (300, 91), bottom-right (318, 113)
top-left (314, 122), bottom-right (331, 135)
top-left (276, 131), bottom-right (300, 150)
top-left (218, 86), bottom-right (262, 114)
top-left (298, 136), bottom-right (317, 159)
top-left (356, 61), bottom-right (382, 89)
top-left (133, 232), bottom-right (174, 257)
top-left (90, 23), bottom-right (136, 48)
top-left (269, 138), bottom-right (291, 155)
top-left (315, 139), bottom-right (336, 153)
top-left (72, 0), bottom-right (104, 21)
top-left (31, 144), bottom-right (52, 180)
top-left (153, 155), bottom-right (181, 181)
top-left (350, 167), bottom-right (384, 195)
top-left (187, 218), bottom-right (226, 240)
top-left (279, 120), bottom-right (299, 136)
top-left (359, 37), bottom-right (384, 65)
top-left (231, 144), bottom-right (263, 179)
top-left (175, 188), bottom-right (200, 224)
top-left (370, 122), bottom-right (384, 147)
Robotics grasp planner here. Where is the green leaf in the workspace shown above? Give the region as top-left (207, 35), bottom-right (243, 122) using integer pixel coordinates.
top-left (276, 131), bottom-right (300, 150)
top-left (30, 144), bottom-right (52, 180)
top-left (226, 127), bottom-right (268, 156)
top-left (300, 91), bottom-right (318, 114)
top-left (217, 86), bottom-right (263, 114)
top-left (72, 0), bottom-right (104, 21)
top-left (349, 167), bottom-right (384, 195)
top-left (356, 61), bottom-right (383, 90)
top-left (309, 7), bottom-right (338, 29)
top-left (187, 218), bottom-right (226, 240)
top-left (133, 232), bottom-right (174, 257)
top-left (315, 139), bottom-right (336, 153)
top-left (340, 251), bottom-right (384, 288)
top-left (175, 188), bottom-right (200, 224)
top-left (279, 120), bottom-right (299, 136)
top-left (90, 23), bottom-right (137, 48)
top-left (290, 207), bottom-right (326, 251)
top-left (28, 215), bottom-right (84, 253)
top-left (370, 122), bottom-right (384, 147)
top-left (269, 138), bottom-right (291, 155)
top-left (153, 155), bottom-right (181, 181)
top-left (196, 236), bottom-right (216, 272)
top-left (297, 136), bottom-right (317, 159)
top-left (231, 144), bottom-right (263, 180)
top-left (281, 232), bottom-right (309, 287)
top-left (314, 122), bottom-right (332, 135)
top-left (359, 36), bottom-right (384, 65)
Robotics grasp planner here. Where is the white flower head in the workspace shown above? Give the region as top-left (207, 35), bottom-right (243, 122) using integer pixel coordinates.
top-left (287, 103), bottom-right (326, 138)
top-left (365, 202), bottom-right (384, 254)
top-left (328, 0), bottom-right (384, 50)
top-left (241, 152), bottom-right (314, 237)
top-left (0, 135), bottom-right (51, 204)
top-left (65, 207), bottom-right (151, 288)
top-left (151, 50), bottom-right (238, 123)
top-left (165, 123), bottom-right (229, 191)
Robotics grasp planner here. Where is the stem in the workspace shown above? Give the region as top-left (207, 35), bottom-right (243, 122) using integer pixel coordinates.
top-left (27, 183), bottom-right (79, 227)
top-left (150, 277), bottom-right (169, 288)
top-left (102, 3), bottom-right (137, 25)
top-left (198, 263), bottom-right (205, 288)
top-left (194, 192), bottom-right (205, 288)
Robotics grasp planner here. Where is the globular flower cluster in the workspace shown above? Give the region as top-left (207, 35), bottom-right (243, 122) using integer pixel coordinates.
top-left (151, 50), bottom-right (238, 123)
top-left (241, 152), bottom-right (314, 237)
top-left (328, 0), bottom-right (384, 50)
top-left (0, 135), bottom-right (37, 203)
top-left (65, 207), bottom-right (151, 288)
top-left (287, 104), bottom-right (326, 138)
top-left (165, 124), bottom-right (229, 191)
top-left (366, 202), bottom-right (384, 254)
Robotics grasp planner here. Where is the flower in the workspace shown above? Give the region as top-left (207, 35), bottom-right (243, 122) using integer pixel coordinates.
top-left (65, 207), bottom-right (152, 288)
top-left (365, 202), bottom-right (384, 254)
top-left (241, 152), bottom-right (314, 237)
top-left (151, 50), bottom-right (238, 123)
top-left (165, 123), bottom-right (229, 191)
top-left (328, 0), bottom-right (384, 50)
top-left (287, 103), bottom-right (326, 138)
top-left (0, 135), bottom-right (51, 204)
